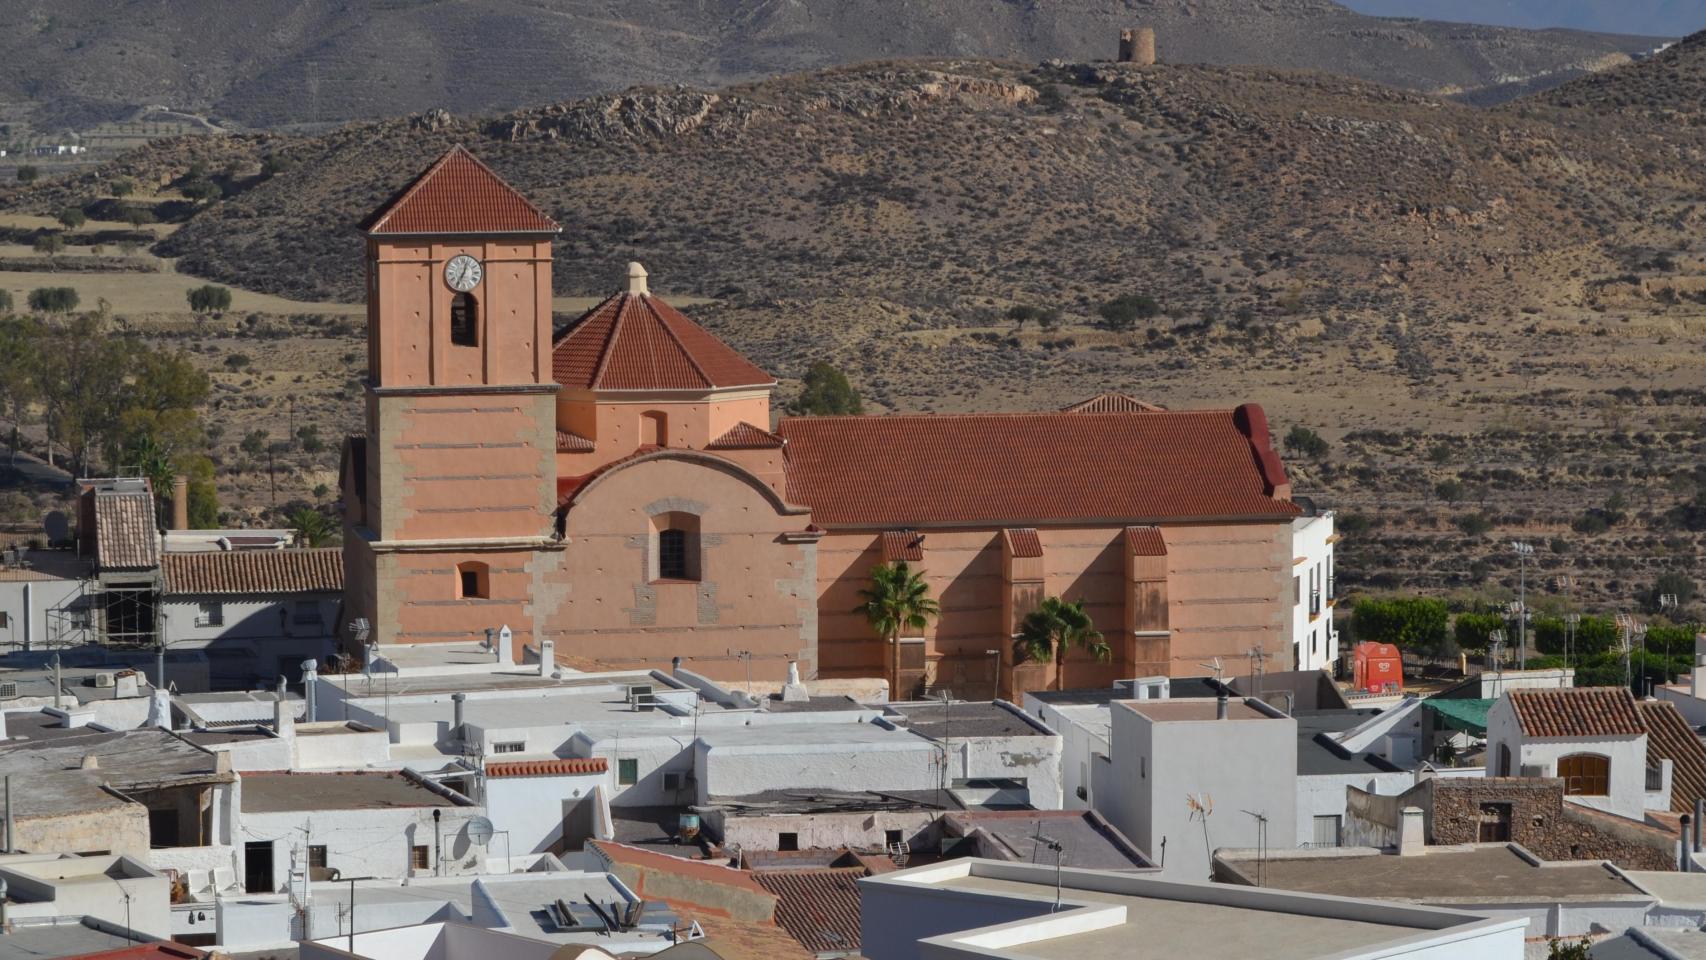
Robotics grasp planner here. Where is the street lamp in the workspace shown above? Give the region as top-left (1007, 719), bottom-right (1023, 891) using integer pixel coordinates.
top-left (1511, 542), bottom-right (1534, 669)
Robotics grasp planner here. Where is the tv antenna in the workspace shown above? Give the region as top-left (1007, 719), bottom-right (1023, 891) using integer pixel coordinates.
top-left (1187, 793), bottom-right (1215, 880)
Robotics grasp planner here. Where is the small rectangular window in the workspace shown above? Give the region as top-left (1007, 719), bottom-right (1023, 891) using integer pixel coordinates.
top-left (411, 845), bottom-right (429, 870)
top-left (658, 529), bottom-right (688, 580)
top-left (0, 612), bottom-right (9, 628)
top-left (198, 601), bottom-right (224, 626)
top-left (885, 829), bottom-right (903, 847)
top-left (618, 758), bottom-right (638, 786)
top-left (777, 832), bottom-right (799, 852)
top-left (492, 741), bottom-right (526, 754)
top-left (460, 570), bottom-right (480, 598)
top-left (308, 845), bottom-right (327, 869)
top-left (293, 601), bottom-right (322, 626)
top-left (450, 293), bottom-right (478, 347)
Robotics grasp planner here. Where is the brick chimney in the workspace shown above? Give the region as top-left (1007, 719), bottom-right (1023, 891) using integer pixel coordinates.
top-left (171, 475), bottom-right (189, 530)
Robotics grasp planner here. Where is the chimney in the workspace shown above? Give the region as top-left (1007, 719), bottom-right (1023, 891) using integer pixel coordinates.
top-left (1683, 815), bottom-right (1694, 872)
top-left (1216, 688), bottom-right (1229, 720)
top-left (1118, 27), bottom-right (1156, 66)
top-left (170, 476), bottom-right (189, 531)
top-left (626, 261), bottom-right (649, 296)
top-left (452, 692), bottom-right (466, 741)
top-left (1398, 807), bottom-right (1426, 856)
top-left (537, 640), bottom-right (555, 677)
top-left (300, 659), bottom-right (318, 722)
top-left (274, 694), bottom-right (295, 739)
top-left (80, 753), bottom-right (99, 770)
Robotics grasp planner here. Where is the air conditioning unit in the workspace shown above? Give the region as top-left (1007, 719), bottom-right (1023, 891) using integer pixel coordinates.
top-left (93, 672), bottom-right (116, 689)
top-left (626, 684), bottom-right (656, 712)
top-left (0, 681), bottom-right (16, 699)
top-left (663, 772), bottom-right (683, 792)
top-left (1520, 764), bottom-right (1547, 779)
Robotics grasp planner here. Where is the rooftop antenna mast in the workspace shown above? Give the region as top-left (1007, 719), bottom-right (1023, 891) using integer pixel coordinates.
top-left (1487, 630), bottom-right (1506, 699)
top-left (1246, 645), bottom-right (1269, 702)
top-left (1241, 809), bottom-right (1269, 887)
top-left (1187, 793), bottom-right (1215, 882)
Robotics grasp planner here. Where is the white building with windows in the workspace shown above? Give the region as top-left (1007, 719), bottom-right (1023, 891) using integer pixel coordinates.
top-left (1484, 687), bottom-right (1670, 821)
top-left (1290, 510), bottom-right (1338, 673)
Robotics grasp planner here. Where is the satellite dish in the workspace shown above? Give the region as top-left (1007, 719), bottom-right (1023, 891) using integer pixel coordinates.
top-left (43, 511), bottom-right (69, 544)
top-left (467, 816), bottom-right (495, 845)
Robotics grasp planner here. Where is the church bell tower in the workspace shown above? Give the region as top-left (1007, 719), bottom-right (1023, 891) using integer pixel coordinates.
top-left (341, 146), bottom-right (562, 658)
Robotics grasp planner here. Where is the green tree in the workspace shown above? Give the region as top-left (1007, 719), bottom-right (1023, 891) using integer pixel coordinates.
top-left (790, 361), bottom-right (863, 416)
top-left (1352, 597), bottom-right (1449, 655)
top-left (1533, 615), bottom-right (1619, 657)
top-left (35, 314), bottom-right (129, 474)
top-left (240, 429), bottom-right (269, 459)
top-left (55, 206), bottom-right (86, 231)
top-left (181, 178), bottom-right (220, 202)
top-left (33, 233), bottom-right (64, 255)
top-left (1455, 513), bottom-right (1494, 536)
top-left (186, 284), bottom-right (232, 314)
top-left (27, 287), bottom-right (79, 313)
top-left (1546, 936), bottom-right (1590, 960)
top-left (289, 506), bottom-right (339, 547)
top-left (16, 166), bottom-right (38, 183)
top-left (1453, 612), bottom-right (1503, 653)
top-left (1435, 479), bottom-right (1464, 504)
top-left (1098, 293), bottom-right (1161, 330)
top-left (1015, 596), bottom-right (1110, 691)
top-left (296, 424), bottom-right (323, 455)
top-left (122, 204), bottom-right (156, 228)
top-left (1284, 426), bottom-right (1329, 459)
top-left (854, 560), bottom-right (941, 698)
top-left (184, 455), bottom-right (219, 528)
top-left (110, 179), bottom-right (134, 198)
top-left (0, 316), bottom-right (40, 458)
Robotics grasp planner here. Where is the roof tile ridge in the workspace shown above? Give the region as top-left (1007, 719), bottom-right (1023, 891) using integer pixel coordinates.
top-left (645, 295), bottom-right (714, 389)
top-left (367, 145), bottom-right (465, 233)
top-left (588, 295), bottom-right (636, 389)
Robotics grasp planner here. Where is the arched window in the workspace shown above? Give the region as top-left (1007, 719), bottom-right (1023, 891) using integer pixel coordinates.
top-left (639, 411), bottom-right (668, 447)
top-left (658, 529), bottom-right (689, 580)
top-left (456, 561), bottom-right (489, 600)
top-left (1559, 754), bottom-right (1610, 796)
top-left (450, 292), bottom-right (479, 347)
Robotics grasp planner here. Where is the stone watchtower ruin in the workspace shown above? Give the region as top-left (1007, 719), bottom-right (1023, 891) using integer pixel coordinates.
top-left (1118, 27), bottom-right (1157, 66)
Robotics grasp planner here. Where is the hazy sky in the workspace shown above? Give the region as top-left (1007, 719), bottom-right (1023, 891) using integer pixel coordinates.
top-left (1339, 1), bottom-right (1702, 37)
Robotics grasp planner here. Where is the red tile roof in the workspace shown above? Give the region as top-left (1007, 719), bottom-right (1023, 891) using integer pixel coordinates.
top-left (95, 487), bottom-right (160, 570)
top-left (777, 405), bottom-right (1299, 528)
top-left (1003, 528), bottom-right (1043, 558)
top-left (486, 757), bottom-right (608, 779)
top-left (752, 867), bottom-right (867, 955)
top-left (66, 943), bottom-right (206, 960)
top-left (587, 840), bottom-right (772, 895)
top-left (161, 548), bottom-right (343, 595)
top-left (553, 292), bottom-right (774, 392)
top-left (1509, 687), bottom-right (1645, 739)
top-left (708, 422), bottom-right (785, 450)
top-left (880, 530), bottom-right (924, 562)
top-left (1063, 392), bottom-right (1165, 414)
top-left (363, 145), bottom-right (558, 235)
top-left (1125, 525), bottom-right (1168, 556)
top-left (1637, 700), bottom-right (1706, 814)
top-left (556, 429), bottom-right (595, 453)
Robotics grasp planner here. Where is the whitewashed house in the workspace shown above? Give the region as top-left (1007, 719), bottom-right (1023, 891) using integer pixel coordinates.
top-left (1290, 510), bottom-right (1338, 673)
top-left (1485, 687), bottom-right (1670, 821)
top-left (482, 758), bottom-right (612, 856)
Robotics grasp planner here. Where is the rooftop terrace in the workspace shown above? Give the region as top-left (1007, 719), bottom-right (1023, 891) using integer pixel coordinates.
top-left (239, 772), bottom-right (457, 812)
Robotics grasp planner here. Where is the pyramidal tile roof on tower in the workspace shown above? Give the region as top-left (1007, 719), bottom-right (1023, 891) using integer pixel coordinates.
top-left (708, 422), bottom-right (786, 450)
top-left (552, 269), bottom-right (774, 392)
top-left (363, 145), bottom-right (559, 235)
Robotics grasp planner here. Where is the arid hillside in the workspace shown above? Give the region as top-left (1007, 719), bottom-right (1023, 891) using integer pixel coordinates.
top-left (6, 49), bottom-right (1706, 616)
top-left (0, 0), bottom-right (1664, 130)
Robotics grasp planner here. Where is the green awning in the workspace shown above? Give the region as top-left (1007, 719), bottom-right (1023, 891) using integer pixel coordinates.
top-left (1425, 697), bottom-right (1494, 735)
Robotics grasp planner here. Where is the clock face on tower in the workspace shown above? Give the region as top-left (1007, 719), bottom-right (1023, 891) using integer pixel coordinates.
top-left (444, 254), bottom-right (483, 292)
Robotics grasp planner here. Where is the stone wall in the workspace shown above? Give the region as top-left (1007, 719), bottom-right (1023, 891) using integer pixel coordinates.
top-left (1425, 778), bottom-right (1676, 871)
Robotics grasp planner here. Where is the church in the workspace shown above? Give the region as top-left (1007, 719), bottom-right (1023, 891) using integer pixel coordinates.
top-left (340, 147), bottom-right (1317, 699)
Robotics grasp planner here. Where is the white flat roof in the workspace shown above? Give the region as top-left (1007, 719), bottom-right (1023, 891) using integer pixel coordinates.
top-left (864, 858), bottom-right (1524, 960)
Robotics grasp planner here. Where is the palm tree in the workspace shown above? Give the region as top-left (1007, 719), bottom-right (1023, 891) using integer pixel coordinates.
top-left (854, 560), bottom-right (940, 698)
top-left (1015, 596), bottom-right (1110, 690)
top-left (289, 506), bottom-right (339, 547)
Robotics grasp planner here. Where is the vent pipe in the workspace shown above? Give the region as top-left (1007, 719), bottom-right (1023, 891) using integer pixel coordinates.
top-left (1684, 815), bottom-right (1694, 872)
top-left (452, 692), bottom-right (466, 740)
top-left (301, 659), bottom-right (318, 722)
top-left (1216, 688), bottom-right (1229, 721)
